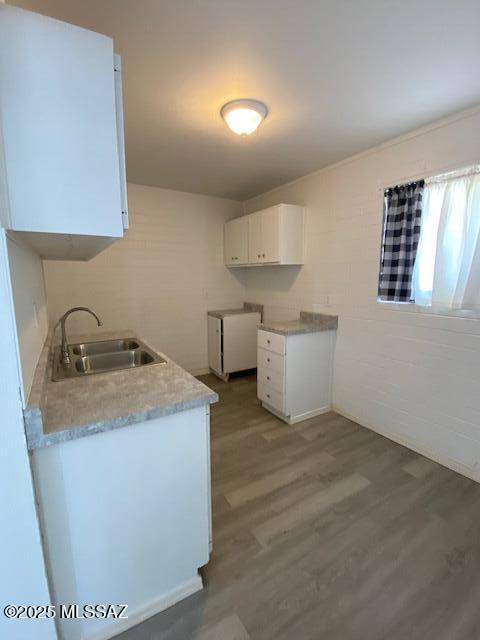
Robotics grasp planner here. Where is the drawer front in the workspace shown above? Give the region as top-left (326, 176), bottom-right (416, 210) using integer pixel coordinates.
top-left (258, 366), bottom-right (284, 394)
top-left (257, 348), bottom-right (285, 374)
top-left (258, 383), bottom-right (285, 414)
top-left (258, 330), bottom-right (286, 355)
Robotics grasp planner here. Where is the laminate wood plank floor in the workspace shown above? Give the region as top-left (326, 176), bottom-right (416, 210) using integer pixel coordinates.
top-left (115, 373), bottom-right (480, 640)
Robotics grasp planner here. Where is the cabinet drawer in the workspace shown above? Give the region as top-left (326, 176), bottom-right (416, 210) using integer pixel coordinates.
top-left (257, 348), bottom-right (285, 374)
top-left (258, 330), bottom-right (286, 355)
top-left (258, 366), bottom-right (284, 394)
top-left (258, 383), bottom-right (285, 414)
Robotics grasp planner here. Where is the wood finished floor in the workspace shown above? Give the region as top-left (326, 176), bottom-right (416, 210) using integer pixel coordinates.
top-left (116, 373), bottom-right (480, 640)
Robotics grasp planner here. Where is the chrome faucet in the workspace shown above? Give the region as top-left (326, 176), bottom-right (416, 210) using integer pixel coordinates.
top-left (55, 307), bottom-right (103, 366)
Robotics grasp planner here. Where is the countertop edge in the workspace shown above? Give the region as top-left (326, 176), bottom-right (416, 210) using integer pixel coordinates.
top-left (258, 325), bottom-right (337, 336)
top-left (24, 329), bottom-right (218, 451)
top-left (26, 391), bottom-right (219, 451)
top-left (208, 301), bottom-right (264, 320)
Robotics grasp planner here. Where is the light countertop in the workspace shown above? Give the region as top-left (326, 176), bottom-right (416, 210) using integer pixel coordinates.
top-left (208, 301), bottom-right (263, 320)
top-left (259, 311), bottom-right (338, 336)
top-left (24, 329), bottom-right (218, 450)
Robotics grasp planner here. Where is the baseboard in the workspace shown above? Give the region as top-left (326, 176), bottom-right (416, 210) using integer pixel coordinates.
top-left (333, 405), bottom-right (480, 485)
top-left (190, 367), bottom-right (211, 377)
top-left (262, 403), bottom-right (331, 425)
top-left (208, 368), bottom-right (229, 382)
top-left (85, 575), bottom-right (203, 640)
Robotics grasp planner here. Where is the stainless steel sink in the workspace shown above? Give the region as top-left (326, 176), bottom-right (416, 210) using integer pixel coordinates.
top-left (52, 337), bottom-right (166, 381)
top-left (72, 338), bottom-right (140, 356)
top-left (75, 350), bottom-right (155, 374)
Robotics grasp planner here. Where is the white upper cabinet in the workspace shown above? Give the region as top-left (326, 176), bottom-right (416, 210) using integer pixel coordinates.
top-left (260, 207), bottom-right (282, 263)
top-left (247, 211), bottom-right (264, 264)
top-left (224, 216), bottom-right (249, 265)
top-left (226, 204), bottom-right (304, 267)
top-left (0, 5), bottom-right (127, 260)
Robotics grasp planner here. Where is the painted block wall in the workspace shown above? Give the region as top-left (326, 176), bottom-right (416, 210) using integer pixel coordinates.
top-left (7, 234), bottom-right (49, 403)
top-left (244, 106), bottom-right (480, 481)
top-left (43, 183), bottom-right (246, 373)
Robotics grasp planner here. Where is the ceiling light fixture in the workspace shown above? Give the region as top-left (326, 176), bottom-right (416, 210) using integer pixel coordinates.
top-left (220, 99), bottom-right (268, 136)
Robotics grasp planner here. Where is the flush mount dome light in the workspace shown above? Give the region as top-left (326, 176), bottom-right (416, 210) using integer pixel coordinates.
top-left (220, 99), bottom-right (268, 135)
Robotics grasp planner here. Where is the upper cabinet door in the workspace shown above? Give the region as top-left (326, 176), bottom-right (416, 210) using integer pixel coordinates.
top-left (261, 207), bottom-right (280, 263)
top-left (0, 6), bottom-right (124, 241)
top-left (224, 217), bottom-right (248, 265)
top-left (248, 211), bottom-right (263, 263)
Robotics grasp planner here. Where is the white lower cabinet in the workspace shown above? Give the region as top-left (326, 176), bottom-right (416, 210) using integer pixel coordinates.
top-left (257, 328), bottom-right (336, 424)
top-left (207, 316), bottom-right (222, 375)
top-left (32, 406), bottom-right (211, 640)
top-left (208, 311), bottom-right (261, 381)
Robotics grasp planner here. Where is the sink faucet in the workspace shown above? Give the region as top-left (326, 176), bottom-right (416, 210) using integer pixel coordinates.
top-left (55, 307), bottom-right (103, 366)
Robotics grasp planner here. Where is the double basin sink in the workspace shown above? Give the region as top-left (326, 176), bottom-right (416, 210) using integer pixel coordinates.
top-left (52, 337), bottom-right (166, 381)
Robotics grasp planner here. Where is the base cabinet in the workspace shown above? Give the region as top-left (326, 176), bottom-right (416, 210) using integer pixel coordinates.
top-left (257, 328), bottom-right (336, 423)
top-left (208, 312), bottom-right (261, 380)
top-left (31, 406), bottom-right (211, 640)
top-left (207, 315), bottom-right (223, 375)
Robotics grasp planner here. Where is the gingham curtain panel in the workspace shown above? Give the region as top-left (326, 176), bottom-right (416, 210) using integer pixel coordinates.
top-left (378, 180), bottom-right (425, 302)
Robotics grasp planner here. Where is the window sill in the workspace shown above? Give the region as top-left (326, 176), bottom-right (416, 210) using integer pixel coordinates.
top-left (376, 299), bottom-right (480, 320)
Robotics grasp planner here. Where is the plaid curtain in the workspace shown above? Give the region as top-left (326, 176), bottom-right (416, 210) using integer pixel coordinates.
top-left (378, 180), bottom-right (425, 302)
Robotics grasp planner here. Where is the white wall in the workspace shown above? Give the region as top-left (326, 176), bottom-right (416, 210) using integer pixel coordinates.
top-left (244, 105), bottom-right (480, 481)
top-left (44, 183), bottom-right (246, 373)
top-left (7, 233), bottom-right (49, 403)
top-left (0, 230), bottom-right (55, 640)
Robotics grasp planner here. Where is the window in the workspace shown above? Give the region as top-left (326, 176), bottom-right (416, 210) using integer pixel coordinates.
top-left (378, 166), bottom-right (480, 311)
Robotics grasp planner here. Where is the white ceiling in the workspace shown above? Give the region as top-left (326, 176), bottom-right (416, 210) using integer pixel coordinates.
top-left (11, 0), bottom-right (480, 200)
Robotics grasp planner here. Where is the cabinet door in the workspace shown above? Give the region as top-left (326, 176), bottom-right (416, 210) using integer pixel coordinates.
top-left (207, 316), bottom-right (222, 374)
top-left (224, 217), bottom-right (248, 265)
top-left (0, 6), bottom-right (123, 238)
top-left (261, 207), bottom-right (280, 263)
top-left (248, 211), bottom-right (263, 263)
top-left (114, 54), bottom-right (128, 230)
top-left (223, 313), bottom-right (260, 374)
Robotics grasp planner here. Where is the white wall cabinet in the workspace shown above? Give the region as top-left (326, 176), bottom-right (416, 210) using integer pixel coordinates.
top-left (208, 311), bottom-right (261, 381)
top-left (248, 206), bottom-right (282, 263)
top-left (224, 216), bottom-right (249, 265)
top-left (0, 5), bottom-right (127, 260)
top-left (225, 204), bottom-right (304, 267)
top-left (247, 210), bottom-right (264, 264)
top-left (257, 328), bottom-right (336, 424)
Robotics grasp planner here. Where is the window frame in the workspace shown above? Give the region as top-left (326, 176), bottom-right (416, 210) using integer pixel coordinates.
top-left (376, 162), bottom-right (480, 319)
